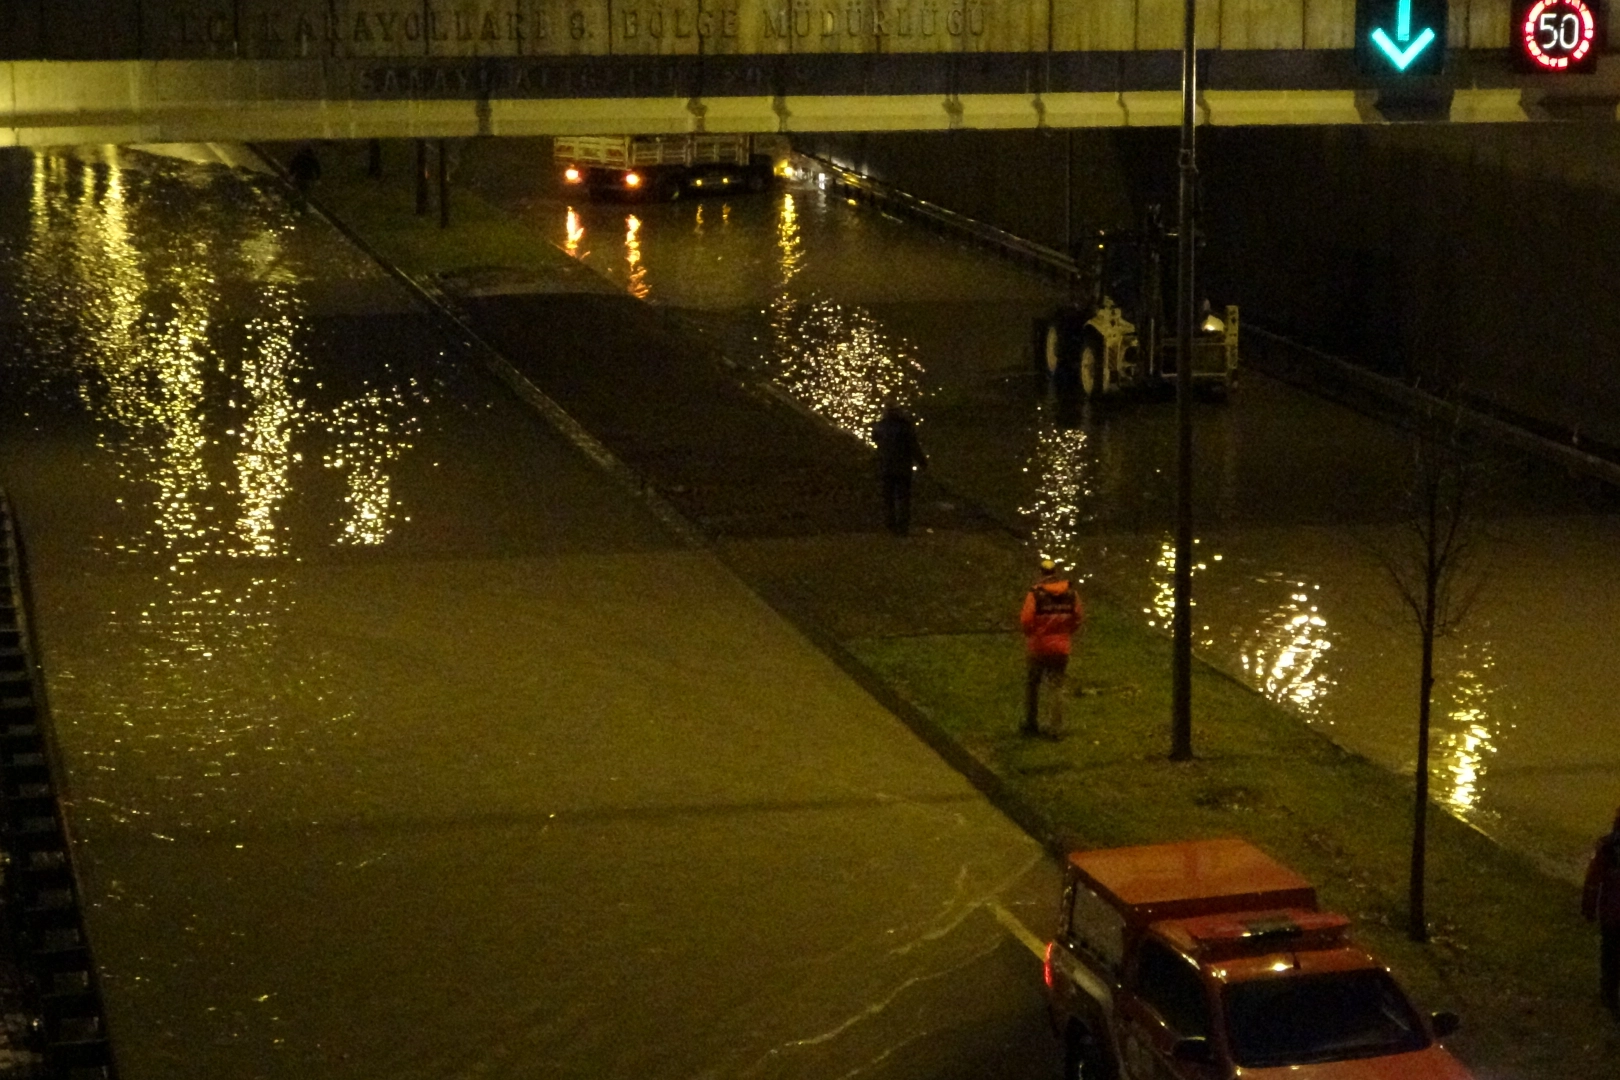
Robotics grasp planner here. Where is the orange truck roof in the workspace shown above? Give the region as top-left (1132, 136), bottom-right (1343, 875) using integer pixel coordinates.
top-left (1067, 837), bottom-right (1318, 928)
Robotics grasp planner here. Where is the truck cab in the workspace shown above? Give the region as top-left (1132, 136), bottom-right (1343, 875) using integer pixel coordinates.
top-left (1044, 838), bottom-right (1473, 1079)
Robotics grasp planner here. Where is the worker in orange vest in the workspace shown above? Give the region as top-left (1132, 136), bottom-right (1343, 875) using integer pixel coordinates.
top-left (1020, 557), bottom-right (1083, 738)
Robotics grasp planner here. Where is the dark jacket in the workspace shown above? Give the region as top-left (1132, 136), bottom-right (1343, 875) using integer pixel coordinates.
top-left (873, 410), bottom-right (927, 479)
top-left (1584, 830), bottom-right (1620, 926)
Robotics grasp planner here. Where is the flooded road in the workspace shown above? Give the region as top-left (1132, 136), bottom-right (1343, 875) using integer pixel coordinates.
top-left (477, 143), bottom-right (1620, 878)
top-left (0, 146), bottom-right (1055, 1079)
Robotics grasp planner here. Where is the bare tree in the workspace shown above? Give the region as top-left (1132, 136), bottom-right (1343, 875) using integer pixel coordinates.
top-left (1368, 402), bottom-right (1488, 943)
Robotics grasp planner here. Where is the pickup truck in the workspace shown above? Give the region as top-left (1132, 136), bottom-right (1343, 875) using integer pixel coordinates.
top-left (1043, 838), bottom-right (1474, 1079)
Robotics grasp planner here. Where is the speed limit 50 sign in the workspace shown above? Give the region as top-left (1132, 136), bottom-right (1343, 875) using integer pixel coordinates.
top-left (1514, 0), bottom-right (1603, 72)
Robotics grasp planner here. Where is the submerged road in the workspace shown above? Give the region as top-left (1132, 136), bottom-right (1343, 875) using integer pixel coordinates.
top-left (457, 139), bottom-right (1620, 878)
top-left (0, 146), bottom-right (1056, 1079)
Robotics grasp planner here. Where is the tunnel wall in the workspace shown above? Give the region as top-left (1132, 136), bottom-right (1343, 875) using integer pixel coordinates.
top-left (796, 124), bottom-right (1620, 450)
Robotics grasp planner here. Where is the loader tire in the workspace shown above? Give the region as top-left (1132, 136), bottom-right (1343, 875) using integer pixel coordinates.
top-left (1079, 338), bottom-right (1104, 398)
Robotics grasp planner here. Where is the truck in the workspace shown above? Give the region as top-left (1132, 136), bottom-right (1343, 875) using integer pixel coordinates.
top-left (555, 134), bottom-right (775, 200)
top-left (1043, 838), bottom-right (1474, 1080)
top-left (1042, 226), bottom-right (1239, 401)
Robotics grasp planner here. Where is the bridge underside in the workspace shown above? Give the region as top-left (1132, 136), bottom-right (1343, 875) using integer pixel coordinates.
top-left (6, 55), bottom-right (1616, 146)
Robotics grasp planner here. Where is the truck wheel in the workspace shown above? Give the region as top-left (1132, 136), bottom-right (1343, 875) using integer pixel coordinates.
top-left (1065, 1027), bottom-right (1113, 1080)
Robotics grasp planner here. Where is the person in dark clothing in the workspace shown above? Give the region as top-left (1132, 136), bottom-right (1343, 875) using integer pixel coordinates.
top-left (287, 145), bottom-right (322, 209)
top-left (1020, 557), bottom-right (1083, 738)
top-left (1583, 806), bottom-right (1620, 1011)
top-left (871, 405), bottom-right (927, 536)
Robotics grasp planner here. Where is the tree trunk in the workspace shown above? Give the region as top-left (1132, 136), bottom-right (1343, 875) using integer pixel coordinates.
top-left (1409, 508), bottom-right (1439, 943)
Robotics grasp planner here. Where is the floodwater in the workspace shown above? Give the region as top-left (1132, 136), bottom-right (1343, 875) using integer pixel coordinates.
top-left (0, 145), bottom-right (1056, 1080)
top-left (6, 140), bottom-right (1620, 1077)
top-left (500, 152), bottom-right (1620, 879)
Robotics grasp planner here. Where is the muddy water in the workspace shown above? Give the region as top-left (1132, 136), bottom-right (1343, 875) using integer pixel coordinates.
top-left (506, 156), bottom-right (1620, 878)
top-left (0, 145), bottom-right (1062, 1080)
top-left (0, 144), bottom-right (683, 1076)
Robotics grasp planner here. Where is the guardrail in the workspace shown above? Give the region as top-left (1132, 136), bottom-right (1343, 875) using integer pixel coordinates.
top-left (802, 153), bottom-right (1080, 281)
top-left (1242, 326), bottom-right (1620, 488)
top-left (0, 490), bottom-right (119, 1080)
top-left (802, 155), bottom-right (1620, 488)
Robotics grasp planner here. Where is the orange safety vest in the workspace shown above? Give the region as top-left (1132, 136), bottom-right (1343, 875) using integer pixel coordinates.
top-left (1021, 579), bottom-right (1082, 658)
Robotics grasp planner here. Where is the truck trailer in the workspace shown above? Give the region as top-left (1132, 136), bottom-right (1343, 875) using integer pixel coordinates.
top-left (556, 134), bottom-right (774, 200)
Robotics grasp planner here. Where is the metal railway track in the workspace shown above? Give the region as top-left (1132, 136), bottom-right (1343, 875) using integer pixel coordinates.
top-left (0, 491), bottom-right (117, 1080)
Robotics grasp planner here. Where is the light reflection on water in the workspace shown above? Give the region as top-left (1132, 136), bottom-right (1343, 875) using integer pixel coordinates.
top-left (1019, 422), bottom-right (1096, 568)
top-left (19, 148), bottom-right (427, 561)
top-left (1145, 537), bottom-right (1216, 631)
top-left (1436, 641), bottom-right (1500, 816)
top-left (625, 214), bottom-right (648, 300)
top-left (317, 384), bottom-right (423, 545)
top-left (763, 192), bottom-right (925, 443)
top-left (555, 189), bottom-right (928, 443)
top-left (9, 146), bottom-right (427, 803)
top-left (544, 178), bottom-right (1520, 827)
top-left (1237, 574), bottom-right (1334, 717)
top-left (1089, 532), bottom-right (1503, 815)
top-left (564, 206), bottom-right (586, 258)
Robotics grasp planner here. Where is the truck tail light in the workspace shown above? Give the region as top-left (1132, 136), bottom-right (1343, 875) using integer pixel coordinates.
top-left (624, 172), bottom-right (642, 188)
top-left (1043, 941), bottom-right (1055, 988)
top-left (563, 166), bottom-right (582, 184)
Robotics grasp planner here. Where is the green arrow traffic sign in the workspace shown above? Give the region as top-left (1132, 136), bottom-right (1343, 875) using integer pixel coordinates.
top-left (1371, 0), bottom-right (1436, 69)
top-left (1356, 0), bottom-right (1447, 74)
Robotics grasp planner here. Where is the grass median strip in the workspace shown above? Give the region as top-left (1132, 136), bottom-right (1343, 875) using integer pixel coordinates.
top-left (845, 599), bottom-right (1615, 1078)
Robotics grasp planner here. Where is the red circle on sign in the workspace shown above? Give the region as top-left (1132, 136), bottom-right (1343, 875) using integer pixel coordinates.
top-left (1521, 0), bottom-right (1597, 69)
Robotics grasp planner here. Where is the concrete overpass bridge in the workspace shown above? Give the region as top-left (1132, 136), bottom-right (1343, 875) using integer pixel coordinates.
top-left (4, 0), bottom-right (1620, 143)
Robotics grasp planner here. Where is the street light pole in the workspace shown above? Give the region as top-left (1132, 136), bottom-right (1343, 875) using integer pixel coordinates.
top-left (1170, 0), bottom-right (1197, 761)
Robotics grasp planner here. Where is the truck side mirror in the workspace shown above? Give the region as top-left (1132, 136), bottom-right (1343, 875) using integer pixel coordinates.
top-left (1431, 1011), bottom-right (1461, 1038)
top-left (1171, 1036), bottom-right (1214, 1065)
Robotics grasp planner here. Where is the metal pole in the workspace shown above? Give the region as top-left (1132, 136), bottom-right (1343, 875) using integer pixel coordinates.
top-left (1170, 0), bottom-right (1197, 761)
top-left (415, 140), bottom-right (429, 216)
top-left (438, 139), bottom-right (450, 229)
top-left (1064, 129), bottom-right (1074, 258)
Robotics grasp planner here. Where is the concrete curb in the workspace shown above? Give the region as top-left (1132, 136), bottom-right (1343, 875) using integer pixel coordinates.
top-left (723, 568), bottom-right (1069, 857)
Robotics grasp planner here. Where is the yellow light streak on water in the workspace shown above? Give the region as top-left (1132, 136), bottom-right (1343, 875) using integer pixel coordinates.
top-left (625, 214), bottom-right (648, 300)
top-left (564, 207), bottom-right (585, 258)
top-left (764, 192), bottom-right (923, 442)
top-left (235, 269), bottom-right (298, 557)
top-left (15, 146), bottom-right (429, 776)
top-left (778, 193), bottom-right (802, 287)
top-left (1146, 538), bottom-right (1209, 629)
top-left (318, 385), bottom-right (423, 546)
top-left (1237, 578), bottom-right (1335, 717)
top-left (1437, 643), bottom-right (1500, 814)
top-left (1019, 425), bottom-right (1094, 571)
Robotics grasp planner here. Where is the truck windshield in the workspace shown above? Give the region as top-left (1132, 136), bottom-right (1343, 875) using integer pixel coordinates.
top-left (1222, 970), bottom-right (1430, 1068)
